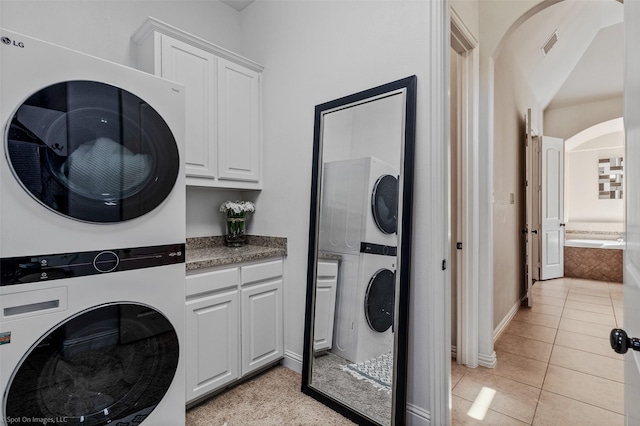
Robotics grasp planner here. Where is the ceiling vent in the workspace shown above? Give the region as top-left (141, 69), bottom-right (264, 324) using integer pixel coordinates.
top-left (542, 31), bottom-right (559, 56)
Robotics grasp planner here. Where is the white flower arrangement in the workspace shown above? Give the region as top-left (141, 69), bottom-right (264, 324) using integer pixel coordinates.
top-left (220, 200), bottom-right (256, 216)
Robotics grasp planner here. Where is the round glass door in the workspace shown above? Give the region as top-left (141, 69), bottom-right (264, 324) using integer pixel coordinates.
top-left (4, 303), bottom-right (179, 425)
top-left (5, 80), bottom-right (180, 223)
top-left (371, 174), bottom-right (398, 234)
top-left (364, 268), bottom-right (395, 332)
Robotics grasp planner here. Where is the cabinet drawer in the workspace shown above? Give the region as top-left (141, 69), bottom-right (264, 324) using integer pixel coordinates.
top-left (186, 267), bottom-right (239, 297)
top-left (241, 259), bottom-right (283, 285)
top-left (317, 260), bottom-right (338, 278)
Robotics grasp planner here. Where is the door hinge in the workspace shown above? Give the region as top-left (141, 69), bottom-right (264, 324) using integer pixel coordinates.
top-left (442, 259), bottom-right (447, 270)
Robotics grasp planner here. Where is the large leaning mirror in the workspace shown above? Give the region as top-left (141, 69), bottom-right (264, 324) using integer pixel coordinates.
top-left (302, 76), bottom-right (417, 425)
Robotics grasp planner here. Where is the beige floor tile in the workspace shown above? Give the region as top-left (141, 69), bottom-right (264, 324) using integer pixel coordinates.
top-left (532, 390), bottom-right (624, 426)
top-left (495, 334), bottom-right (553, 363)
top-left (533, 295), bottom-right (565, 307)
top-left (549, 345), bottom-right (623, 382)
top-left (503, 320), bottom-right (557, 344)
top-left (566, 292), bottom-right (612, 306)
top-left (612, 297), bottom-right (624, 308)
top-left (452, 369), bottom-right (540, 423)
top-left (608, 283), bottom-right (624, 294)
top-left (514, 309), bottom-right (561, 329)
top-left (558, 317), bottom-right (613, 339)
top-left (564, 299), bottom-right (614, 315)
top-left (542, 365), bottom-right (624, 414)
top-left (614, 306), bottom-right (624, 327)
top-left (530, 303), bottom-right (563, 317)
top-left (571, 278), bottom-right (612, 290)
top-left (452, 359), bottom-right (470, 389)
top-left (536, 279), bottom-right (572, 291)
top-left (570, 287), bottom-right (611, 298)
top-left (531, 287), bottom-right (568, 300)
top-left (562, 308), bottom-right (617, 326)
top-left (611, 291), bottom-right (623, 301)
top-left (554, 329), bottom-right (623, 360)
top-left (490, 351), bottom-right (548, 388)
top-left (452, 395), bottom-right (530, 425)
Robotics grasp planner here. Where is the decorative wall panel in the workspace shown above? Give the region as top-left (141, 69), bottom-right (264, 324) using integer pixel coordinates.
top-left (598, 157), bottom-right (623, 199)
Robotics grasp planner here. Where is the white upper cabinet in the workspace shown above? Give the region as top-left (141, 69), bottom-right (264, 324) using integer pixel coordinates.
top-left (132, 18), bottom-right (263, 189)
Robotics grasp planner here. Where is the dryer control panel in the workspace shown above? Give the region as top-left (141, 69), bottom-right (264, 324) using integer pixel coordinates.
top-left (0, 243), bottom-right (184, 286)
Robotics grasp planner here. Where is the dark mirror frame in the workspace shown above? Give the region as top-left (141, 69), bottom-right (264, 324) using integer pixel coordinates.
top-left (301, 76), bottom-right (417, 425)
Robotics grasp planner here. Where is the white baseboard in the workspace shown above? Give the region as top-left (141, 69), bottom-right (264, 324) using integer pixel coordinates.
top-left (282, 350), bottom-right (302, 373)
top-left (493, 300), bottom-right (520, 342)
top-left (478, 351), bottom-right (497, 368)
top-left (406, 403), bottom-right (430, 425)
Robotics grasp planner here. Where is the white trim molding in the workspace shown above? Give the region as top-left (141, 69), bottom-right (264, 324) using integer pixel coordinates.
top-left (426, 1), bottom-right (451, 425)
top-left (407, 403), bottom-right (431, 426)
top-left (282, 350), bottom-right (303, 374)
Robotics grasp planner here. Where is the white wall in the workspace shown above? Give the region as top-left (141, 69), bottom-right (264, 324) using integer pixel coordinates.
top-left (492, 39), bottom-right (542, 332)
top-left (240, 1), bottom-right (443, 422)
top-left (566, 133), bottom-right (624, 224)
top-left (0, 1), bottom-right (243, 68)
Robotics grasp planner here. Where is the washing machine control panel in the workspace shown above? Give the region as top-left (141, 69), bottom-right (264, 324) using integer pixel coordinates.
top-left (0, 243), bottom-right (184, 286)
top-left (360, 242), bottom-right (397, 257)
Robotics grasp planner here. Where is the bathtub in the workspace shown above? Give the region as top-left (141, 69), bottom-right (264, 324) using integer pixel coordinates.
top-left (564, 239), bottom-right (625, 250)
top-left (564, 239), bottom-right (623, 283)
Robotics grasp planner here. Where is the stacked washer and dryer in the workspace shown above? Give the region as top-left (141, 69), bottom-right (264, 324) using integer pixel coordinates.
top-left (0, 30), bottom-right (186, 425)
top-left (318, 156), bottom-right (398, 364)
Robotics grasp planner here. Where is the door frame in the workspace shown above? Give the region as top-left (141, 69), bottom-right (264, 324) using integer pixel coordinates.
top-left (451, 7), bottom-right (480, 368)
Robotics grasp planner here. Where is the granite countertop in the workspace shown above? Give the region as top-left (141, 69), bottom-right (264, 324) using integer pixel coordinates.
top-left (186, 235), bottom-right (287, 271)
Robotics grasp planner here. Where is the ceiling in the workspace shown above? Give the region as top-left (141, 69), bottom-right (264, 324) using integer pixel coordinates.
top-left (220, 0), bottom-right (254, 12)
top-left (504, 0), bottom-right (623, 111)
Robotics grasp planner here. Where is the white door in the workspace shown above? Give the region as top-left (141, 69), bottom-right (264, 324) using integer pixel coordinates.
top-left (617, 1), bottom-right (640, 422)
top-left (540, 136), bottom-right (564, 280)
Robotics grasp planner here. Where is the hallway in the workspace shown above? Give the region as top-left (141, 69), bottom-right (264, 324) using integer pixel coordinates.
top-left (451, 278), bottom-right (624, 425)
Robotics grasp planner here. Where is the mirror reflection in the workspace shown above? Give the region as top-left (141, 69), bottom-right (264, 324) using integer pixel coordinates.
top-left (303, 77), bottom-right (416, 426)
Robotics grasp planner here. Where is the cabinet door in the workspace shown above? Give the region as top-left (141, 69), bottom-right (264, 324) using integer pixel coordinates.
top-left (185, 289), bottom-right (239, 403)
top-left (240, 279), bottom-right (283, 376)
top-left (217, 58), bottom-right (261, 183)
top-left (160, 34), bottom-right (218, 179)
top-left (314, 260), bottom-right (338, 352)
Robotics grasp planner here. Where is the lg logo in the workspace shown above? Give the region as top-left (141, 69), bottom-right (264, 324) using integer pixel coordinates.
top-left (1, 36), bottom-right (25, 48)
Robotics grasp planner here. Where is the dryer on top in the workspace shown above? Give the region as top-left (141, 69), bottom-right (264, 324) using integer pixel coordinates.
top-left (0, 29), bottom-right (185, 257)
top-left (318, 156), bottom-right (399, 254)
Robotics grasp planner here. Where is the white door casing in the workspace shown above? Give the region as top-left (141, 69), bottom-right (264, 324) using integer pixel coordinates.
top-left (540, 136), bottom-right (564, 280)
top-left (623, 0), bottom-right (640, 423)
top-left (525, 109), bottom-right (534, 307)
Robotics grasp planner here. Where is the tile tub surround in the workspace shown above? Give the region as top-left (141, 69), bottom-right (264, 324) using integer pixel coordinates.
top-left (186, 235), bottom-right (287, 270)
top-left (564, 246), bottom-right (623, 283)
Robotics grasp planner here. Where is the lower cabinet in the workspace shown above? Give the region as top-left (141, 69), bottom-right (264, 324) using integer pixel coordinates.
top-left (185, 258), bottom-right (284, 404)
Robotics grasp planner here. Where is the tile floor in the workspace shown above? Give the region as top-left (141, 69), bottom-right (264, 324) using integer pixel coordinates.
top-left (451, 277), bottom-right (624, 425)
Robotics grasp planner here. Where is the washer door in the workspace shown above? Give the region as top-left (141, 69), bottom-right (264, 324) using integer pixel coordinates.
top-left (6, 81), bottom-right (180, 223)
top-left (364, 268), bottom-right (395, 332)
top-left (4, 303), bottom-right (179, 425)
top-left (371, 174), bottom-right (398, 234)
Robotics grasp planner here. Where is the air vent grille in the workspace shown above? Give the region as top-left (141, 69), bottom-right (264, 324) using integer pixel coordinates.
top-left (542, 31), bottom-right (559, 56)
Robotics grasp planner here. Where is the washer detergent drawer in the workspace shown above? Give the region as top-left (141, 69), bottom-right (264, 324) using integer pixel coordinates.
top-left (1, 285), bottom-right (67, 321)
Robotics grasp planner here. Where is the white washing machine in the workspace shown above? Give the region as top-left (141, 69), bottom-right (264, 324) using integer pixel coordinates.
top-left (330, 250), bottom-right (396, 364)
top-left (318, 156), bottom-right (399, 255)
top-left (0, 29), bottom-right (186, 425)
top-left (0, 260), bottom-right (185, 426)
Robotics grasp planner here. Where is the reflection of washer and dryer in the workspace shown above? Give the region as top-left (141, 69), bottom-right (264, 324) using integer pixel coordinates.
top-left (318, 156), bottom-right (398, 364)
top-left (0, 29), bottom-right (186, 425)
